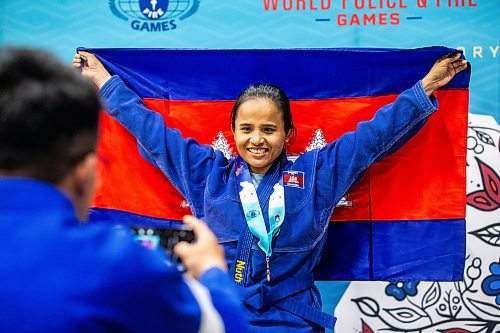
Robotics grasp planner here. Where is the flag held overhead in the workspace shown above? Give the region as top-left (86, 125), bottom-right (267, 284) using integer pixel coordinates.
top-left (83, 47), bottom-right (469, 281)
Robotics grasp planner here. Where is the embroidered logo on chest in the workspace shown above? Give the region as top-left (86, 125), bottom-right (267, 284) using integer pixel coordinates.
top-left (283, 171), bottom-right (305, 189)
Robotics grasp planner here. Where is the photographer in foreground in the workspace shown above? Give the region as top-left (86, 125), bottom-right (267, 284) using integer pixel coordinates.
top-left (0, 47), bottom-right (247, 333)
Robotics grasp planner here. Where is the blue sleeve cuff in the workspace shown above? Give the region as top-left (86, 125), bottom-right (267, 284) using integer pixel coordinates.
top-left (99, 75), bottom-right (122, 99)
top-left (415, 80), bottom-right (439, 112)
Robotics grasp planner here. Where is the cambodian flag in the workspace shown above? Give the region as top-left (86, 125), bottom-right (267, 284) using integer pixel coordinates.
top-left (84, 47), bottom-right (469, 281)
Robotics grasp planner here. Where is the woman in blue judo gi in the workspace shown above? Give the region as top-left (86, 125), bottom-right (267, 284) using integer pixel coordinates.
top-left (73, 51), bottom-right (467, 333)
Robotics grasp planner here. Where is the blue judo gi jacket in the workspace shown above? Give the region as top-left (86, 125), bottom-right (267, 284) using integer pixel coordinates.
top-left (100, 76), bottom-right (437, 332)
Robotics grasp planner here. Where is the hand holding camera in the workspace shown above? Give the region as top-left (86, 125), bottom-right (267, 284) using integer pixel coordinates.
top-left (173, 216), bottom-right (227, 279)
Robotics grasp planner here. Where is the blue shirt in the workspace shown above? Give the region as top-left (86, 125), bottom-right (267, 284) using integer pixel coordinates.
top-left (0, 178), bottom-right (247, 333)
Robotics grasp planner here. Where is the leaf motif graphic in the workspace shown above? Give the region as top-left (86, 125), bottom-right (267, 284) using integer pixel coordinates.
top-left (467, 190), bottom-right (499, 211)
top-left (454, 281), bottom-right (463, 293)
top-left (442, 329), bottom-right (472, 333)
top-left (384, 307), bottom-right (424, 323)
top-left (470, 223), bottom-right (500, 246)
top-left (352, 297), bottom-right (380, 317)
top-left (421, 282), bottom-right (441, 309)
top-left (476, 157), bottom-right (500, 204)
top-left (465, 297), bottom-right (500, 321)
top-left (361, 320), bottom-right (374, 333)
top-left (475, 130), bottom-right (495, 146)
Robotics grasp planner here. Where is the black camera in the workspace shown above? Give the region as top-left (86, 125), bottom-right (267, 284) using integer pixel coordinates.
top-left (131, 225), bottom-right (195, 271)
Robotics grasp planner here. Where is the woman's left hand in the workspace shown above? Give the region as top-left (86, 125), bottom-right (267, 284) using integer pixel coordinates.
top-left (421, 52), bottom-right (468, 96)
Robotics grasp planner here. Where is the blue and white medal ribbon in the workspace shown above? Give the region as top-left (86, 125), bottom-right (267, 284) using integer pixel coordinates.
top-left (235, 157), bottom-right (285, 281)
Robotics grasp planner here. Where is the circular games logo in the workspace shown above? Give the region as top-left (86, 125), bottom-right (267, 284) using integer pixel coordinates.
top-left (109, 0), bottom-right (200, 32)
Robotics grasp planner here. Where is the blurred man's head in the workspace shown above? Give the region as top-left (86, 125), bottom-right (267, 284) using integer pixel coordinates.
top-left (0, 48), bottom-right (101, 219)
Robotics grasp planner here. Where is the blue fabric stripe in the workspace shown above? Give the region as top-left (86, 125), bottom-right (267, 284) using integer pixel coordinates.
top-left (314, 221), bottom-right (372, 280)
top-left (89, 207), bottom-right (184, 228)
top-left (314, 218), bottom-right (465, 281)
top-left (372, 219), bottom-right (466, 281)
top-left (91, 208), bottom-right (465, 281)
top-left (79, 47), bottom-right (470, 100)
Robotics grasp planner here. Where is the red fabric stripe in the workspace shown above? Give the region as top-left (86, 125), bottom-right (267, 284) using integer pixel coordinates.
top-left (91, 90), bottom-right (467, 221)
top-left (368, 90), bottom-right (467, 220)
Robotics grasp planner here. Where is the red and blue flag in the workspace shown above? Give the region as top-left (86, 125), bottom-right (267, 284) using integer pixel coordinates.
top-left (84, 47), bottom-right (469, 281)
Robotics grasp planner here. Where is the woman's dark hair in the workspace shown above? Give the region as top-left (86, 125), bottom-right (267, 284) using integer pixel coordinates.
top-left (230, 84), bottom-right (296, 139)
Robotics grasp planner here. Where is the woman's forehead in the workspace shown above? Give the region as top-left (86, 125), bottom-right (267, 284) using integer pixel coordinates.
top-left (236, 98), bottom-right (283, 122)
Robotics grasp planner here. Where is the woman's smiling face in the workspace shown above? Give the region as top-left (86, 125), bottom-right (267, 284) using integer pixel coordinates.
top-left (233, 98), bottom-right (290, 174)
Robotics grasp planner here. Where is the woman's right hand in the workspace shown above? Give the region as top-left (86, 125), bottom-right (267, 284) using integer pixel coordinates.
top-left (72, 51), bottom-right (112, 89)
